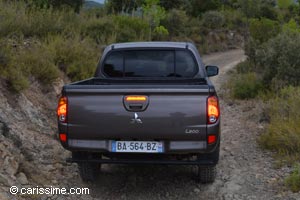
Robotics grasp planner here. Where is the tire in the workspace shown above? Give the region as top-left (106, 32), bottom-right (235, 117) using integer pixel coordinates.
top-left (206, 144), bottom-right (220, 163)
top-left (72, 152), bottom-right (101, 182)
top-left (78, 162), bottom-right (100, 182)
top-left (196, 165), bottom-right (217, 183)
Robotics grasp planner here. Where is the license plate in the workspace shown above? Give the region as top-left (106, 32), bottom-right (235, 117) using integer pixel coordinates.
top-left (111, 141), bottom-right (163, 153)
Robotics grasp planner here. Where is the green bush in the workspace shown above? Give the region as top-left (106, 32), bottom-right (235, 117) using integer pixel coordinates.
top-left (249, 18), bottom-right (280, 43)
top-left (0, 1), bottom-right (27, 37)
top-left (0, 0), bottom-right (81, 38)
top-left (259, 86), bottom-right (300, 159)
top-left (0, 33), bottom-right (100, 92)
top-left (0, 38), bottom-right (59, 91)
top-left (0, 42), bottom-right (29, 92)
top-left (235, 60), bottom-right (254, 74)
top-left (259, 4), bottom-right (278, 20)
top-left (161, 9), bottom-right (189, 37)
top-left (278, 0), bottom-right (294, 9)
top-left (285, 165), bottom-right (300, 192)
top-left (255, 31), bottom-right (300, 89)
top-left (113, 16), bottom-right (150, 42)
top-left (283, 18), bottom-right (300, 33)
top-left (45, 35), bottom-right (99, 81)
top-left (244, 37), bottom-right (260, 63)
top-left (12, 44), bottom-right (59, 84)
top-left (82, 16), bottom-right (116, 44)
top-left (202, 11), bottom-right (225, 29)
top-left (221, 9), bottom-right (246, 30)
top-left (186, 0), bottom-right (221, 17)
top-left (152, 25), bottom-right (169, 41)
top-left (228, 72), bottom-right (262, 99)
top-left (83, 15), bottom-right (150, 44)
top-left (27, 0), bottom-right (83, 13)
top-left (8, 71), bottom-right (30, 92)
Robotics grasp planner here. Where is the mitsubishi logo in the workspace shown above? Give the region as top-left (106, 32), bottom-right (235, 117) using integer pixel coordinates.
top-left (131, 113), bottom-right (143, 124)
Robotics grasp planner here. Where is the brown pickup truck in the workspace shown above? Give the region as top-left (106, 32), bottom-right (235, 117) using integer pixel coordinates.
top-left (57, 42), bottom-right (220, 183)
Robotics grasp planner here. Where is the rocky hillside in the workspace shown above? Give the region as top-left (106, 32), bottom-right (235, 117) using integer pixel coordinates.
top-left (0, 79), bottom-right (80, 199)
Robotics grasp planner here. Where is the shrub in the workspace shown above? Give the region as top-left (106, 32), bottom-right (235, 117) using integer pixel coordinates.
top-left (83, 15), bottom-right (150, 44)
top-left (259, 4), bottom-right (278, 20)
top-left (82, 16), bottom-right (116, 44)
top-left (220, 9), bottom-right (246, 30)
top-left (255, 31), bottom-right (300, 89)
top-left (249, 18), bottom-right (280, 43)
top-left (0, 43), bottom-right (30, 92)
top-left (11, 43), bottom-right (59, 85)
top-left (152, 25), bottom-right (169, 41)
top-left (201, 11), bottom-right (225, 29)
top-left (45, 35), bottom-right (99, 81)
top-left (285, 165), bottom-right (300, 192)
top-left (0, 38), bottom-right (59, 92)
top-left (259, 86), bottom-right (300, 160)
top-left (161, 9), bottom-right (189, 37)
top-left (113, 15), bottom-right (150, 42)
top-left (8, 72), bottom-right (30, 92)
top-left (0, 1), bottom-right (26, 37)
top-left (228, 72), bottom-right (262, 99)
top-left (235, 60), bottom-right (254, 74)
top-left (244, 37), bottom-right (260, 63)
top-left (283, 18), bottom-right (300, 33)
top-left (28, 0), bottom-right (83, 13)
top-left (0, 0), bottom-right (81, 38)
top-left (186, 0), bottom-right (221, 17)
top-left (278, 0), bottom-right (294, 9)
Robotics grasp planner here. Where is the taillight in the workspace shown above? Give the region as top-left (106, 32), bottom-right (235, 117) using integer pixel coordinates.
top-left (207, 96), bottom-right (219, 124)
top-left (208, 135), bottom-right (216, 144)
top-left (57, 96), bottom-right (67, 123)
top-left (59, 133), bottom-right (67, 143)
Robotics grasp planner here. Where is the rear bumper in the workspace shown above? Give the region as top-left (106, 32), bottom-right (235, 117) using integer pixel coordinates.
top-left (65, 139), bottom-right (218, 154)
top-left (59, 117), bottom-right (221, 156)
top-left (67, 144), bottom-right (219, 166)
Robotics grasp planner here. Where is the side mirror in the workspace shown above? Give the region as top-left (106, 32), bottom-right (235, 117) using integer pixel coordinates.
top-left (206, 65), bottom-right (219, 77)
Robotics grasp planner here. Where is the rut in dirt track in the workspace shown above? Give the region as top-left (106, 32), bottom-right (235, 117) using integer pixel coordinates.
top-left (56, 50), bottom-right (299, 200)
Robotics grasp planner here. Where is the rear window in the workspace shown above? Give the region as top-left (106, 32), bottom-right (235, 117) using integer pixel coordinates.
top-left (103, 50), bottom-right (198, 78)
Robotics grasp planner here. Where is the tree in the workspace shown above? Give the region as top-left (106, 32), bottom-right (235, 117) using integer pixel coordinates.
top-left (159, 0), bottom-right (185, 10)
top-left (237, 0), bottom-right (261, 19)
top-left (249, 18), bottom-right (280, 43)
top-left (29, 0), bottom-right (84, 12)
top-left (161, 9), bottom-right (188, 37)
top-left (142, 0), bottom-right (166, 39)
top-left (232, 0), bottom-right (278, 20)
top-left (186, 0), bottom-right (222, 17)
top-left (278, 0), bottom-right (294, 9)
top-left (106, 0), bottom-right (144, 14)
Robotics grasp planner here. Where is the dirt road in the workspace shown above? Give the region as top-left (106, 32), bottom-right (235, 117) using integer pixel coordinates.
top-left (53, 49), bottom-right (298, 200)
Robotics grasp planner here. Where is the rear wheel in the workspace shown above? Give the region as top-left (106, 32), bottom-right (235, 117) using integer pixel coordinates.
top-left (72, 152), bottom-right (101, 182)
top-left (78, 162), bottom-right (100, 182)
top-left (195, 145), bottom-right (219, 183)
top-left (196, 165), bottom-right (216, 183)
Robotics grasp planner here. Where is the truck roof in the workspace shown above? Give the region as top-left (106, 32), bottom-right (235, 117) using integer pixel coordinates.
top-left (107, 41), bottom-right (195, 49)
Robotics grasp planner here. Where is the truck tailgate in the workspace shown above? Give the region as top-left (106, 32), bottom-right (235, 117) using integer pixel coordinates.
top-left (65, 85), bottom-right (210, 141)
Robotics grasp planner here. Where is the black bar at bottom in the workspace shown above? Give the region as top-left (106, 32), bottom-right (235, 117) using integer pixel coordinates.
top-left (66, 158), bottom-right (215, 165)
